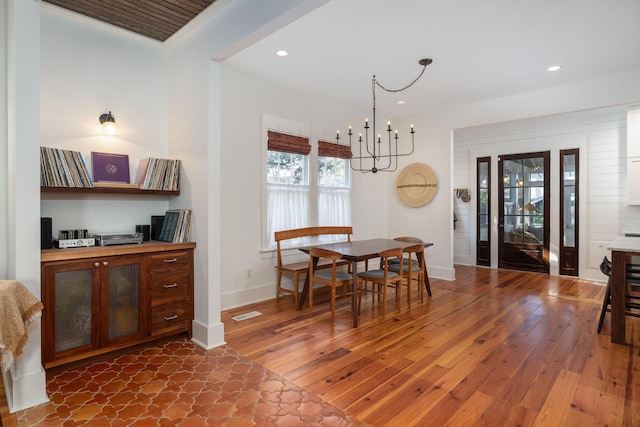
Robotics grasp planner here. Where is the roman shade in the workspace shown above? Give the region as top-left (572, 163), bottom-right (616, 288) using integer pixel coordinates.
top-left (268, 130), bottom-right (311, 155)
top-left (318, 140), bottom-right (352, 159)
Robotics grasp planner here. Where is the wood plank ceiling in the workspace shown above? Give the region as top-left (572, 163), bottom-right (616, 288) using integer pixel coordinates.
top-left (42, 0), bottom-right (216, 42)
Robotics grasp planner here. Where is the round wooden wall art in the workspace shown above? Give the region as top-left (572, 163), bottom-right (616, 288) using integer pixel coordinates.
top-left (396, 163), bottom-right (438, 207)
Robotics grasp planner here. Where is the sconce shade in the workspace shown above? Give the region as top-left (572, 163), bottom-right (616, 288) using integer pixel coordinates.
top-left (99, 111), bottom-right (119, 136)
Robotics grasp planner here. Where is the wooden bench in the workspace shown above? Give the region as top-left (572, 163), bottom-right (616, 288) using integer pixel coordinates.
top-left (275, 226), bottom-right (353, 304)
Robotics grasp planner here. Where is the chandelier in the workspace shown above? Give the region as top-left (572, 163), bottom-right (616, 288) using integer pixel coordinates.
top-left (336, 58), bottom-right (432, 173)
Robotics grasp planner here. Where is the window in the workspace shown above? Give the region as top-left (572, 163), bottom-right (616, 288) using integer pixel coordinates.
top-left (263, 121), bottom-right (352, 250)
top-left (318, 140), bottom-right (351, 232)
top-left (266, 130), bottom-right (311, 249)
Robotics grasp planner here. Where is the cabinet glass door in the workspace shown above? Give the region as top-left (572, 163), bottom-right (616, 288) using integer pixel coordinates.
top-left (102, 256), bottom-right (145, 345)
top-left (54, 269), bottom-right (96, 352)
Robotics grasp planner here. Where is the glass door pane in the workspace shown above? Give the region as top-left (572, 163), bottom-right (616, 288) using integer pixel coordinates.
top-left (477, 157), bottom-right (490, 266)
top-left (560, 149), bottom-right (579, 276)
top-left (102, 255), bottom-right (145, 345)
top-left (107, 263), bottom-right (140, 340)
top-left (54, 269), bottom-right (95, 353)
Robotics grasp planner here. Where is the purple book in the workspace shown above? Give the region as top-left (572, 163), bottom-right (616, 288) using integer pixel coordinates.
top-left (91, 152), bottom-right (130, 183)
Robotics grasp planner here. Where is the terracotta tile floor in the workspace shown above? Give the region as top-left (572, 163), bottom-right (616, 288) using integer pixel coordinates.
top-left (13, 338), bottom-right (362, 426)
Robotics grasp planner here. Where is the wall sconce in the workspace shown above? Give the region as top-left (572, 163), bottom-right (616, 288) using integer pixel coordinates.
top-left (99, 111), bottom-right (119, 136)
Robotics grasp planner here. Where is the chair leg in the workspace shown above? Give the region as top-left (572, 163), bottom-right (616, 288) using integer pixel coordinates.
top-left (293, 272), bottom-right (300, 305)
top-left (331, 287), bottom-right (336, 318)
top-left (598, 277), bottom-right (612, 333)
top-left (407, 271), bottom-right (413, 308)
top-left (309, 280), bottom-right (314, 315)
top-left (358, 279), bottom-right (363, 315)
top-left (382, 283), bottom-right (387, 319)
top-left (276, 270), bottom-right (283, 300)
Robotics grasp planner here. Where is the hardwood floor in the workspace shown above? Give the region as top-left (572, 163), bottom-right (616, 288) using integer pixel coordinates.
top-left (1, 265), bottom-right (639, 426)
top-left (223, 265), bottom-right (640, 426)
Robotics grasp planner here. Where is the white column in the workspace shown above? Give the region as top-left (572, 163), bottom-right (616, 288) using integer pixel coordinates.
top-left (3, 0), bottom-right (48, 412)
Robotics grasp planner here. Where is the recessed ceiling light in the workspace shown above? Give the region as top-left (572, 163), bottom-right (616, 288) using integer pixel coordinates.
top-left (276, 50), bottom-right (289, 57)
top-left (547, 65), bottom-right (561, 72)
top-left (397, 100), bottom-right (406, 104)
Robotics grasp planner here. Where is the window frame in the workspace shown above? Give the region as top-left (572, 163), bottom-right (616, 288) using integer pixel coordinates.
top-left (261, 115), bottom-right (352, 251)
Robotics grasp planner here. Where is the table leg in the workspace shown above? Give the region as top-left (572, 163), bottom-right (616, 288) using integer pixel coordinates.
top-left (420, 252), bottom-right (432, 296)
top-left (352, 260), bottom-right (359, 328)
top-left (297, 256), bottom-right (318, 310)
top-left (611, 251), bottom-right (626, 344)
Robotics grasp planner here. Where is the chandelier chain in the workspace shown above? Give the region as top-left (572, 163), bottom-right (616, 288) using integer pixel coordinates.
top-left (373, 62), bottom-right (429, 93)
top-left (372, 60), bottom-right (429, 108)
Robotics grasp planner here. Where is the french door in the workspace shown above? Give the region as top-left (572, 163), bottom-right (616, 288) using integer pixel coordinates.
top-left (498, 152), bottom-right (550, 273)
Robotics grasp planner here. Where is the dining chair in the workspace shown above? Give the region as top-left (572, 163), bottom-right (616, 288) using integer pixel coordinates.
top-left (357, 247), bottom-right (404, 319)
top-left (597, 256), bottom-right (640, 333)
top-left (389, 242), bottom-right (427, 308)
top-left (308, 247), bottom-right (353, 318)
top-left (390, 236), bottom-right (431, 299)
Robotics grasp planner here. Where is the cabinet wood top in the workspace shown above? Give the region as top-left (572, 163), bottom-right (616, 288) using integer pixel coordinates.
top-left (41, 241), bottom-right (196, 262)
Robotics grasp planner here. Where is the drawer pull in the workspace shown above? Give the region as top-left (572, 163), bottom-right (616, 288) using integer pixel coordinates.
top-left (164, 258), bottom-right (178, 263)
top-left (164, 314), bottom-right (178, 321)
top-left (163, 283), bottom-right (178, 289)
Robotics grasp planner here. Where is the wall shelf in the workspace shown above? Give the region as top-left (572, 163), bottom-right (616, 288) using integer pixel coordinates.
top-left (41, 186), bottom-right (180, 196)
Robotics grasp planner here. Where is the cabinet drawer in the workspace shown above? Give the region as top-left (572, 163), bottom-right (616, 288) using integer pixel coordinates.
top-left (148, 251), bottom-right (191, 271)
top-left (152, 301), bottom-right (190, 334)
top-left (150, 270), bottom-right (189, 301)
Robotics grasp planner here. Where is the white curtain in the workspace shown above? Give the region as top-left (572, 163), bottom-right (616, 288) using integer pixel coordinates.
top-left (318, 187), bottom-right (351, 242)
top-left (267, 184), bottom-right (310, 249)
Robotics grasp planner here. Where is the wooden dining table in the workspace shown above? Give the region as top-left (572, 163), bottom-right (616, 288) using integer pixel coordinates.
top-left (297, 238), bottom-right (433, 327)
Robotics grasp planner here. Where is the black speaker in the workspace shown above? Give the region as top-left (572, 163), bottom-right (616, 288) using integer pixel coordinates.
top-left (150, 215), bottom-right (165, 241)
top-left (136, 224), bottom-right (151, 241)
top-left (41, 217), bottom-right (53, 249)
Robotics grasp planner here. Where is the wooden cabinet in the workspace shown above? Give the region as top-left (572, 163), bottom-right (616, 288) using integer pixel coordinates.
top-left (41, 241), bottom-right (195, 368)
top-left (148, 250), bottom-right (193, 336)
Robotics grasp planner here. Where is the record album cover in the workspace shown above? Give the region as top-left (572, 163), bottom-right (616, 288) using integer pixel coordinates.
top-left (91, 152), bottom-right (130, 183)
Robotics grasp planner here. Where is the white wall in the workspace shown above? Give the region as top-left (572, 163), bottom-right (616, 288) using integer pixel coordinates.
top-left (39, 7), bottom-right (170, 235)
top-left (389, 70), bottom-right (640, 284)
top-left (0, 1), bottom-right (7, 278)
top-left (440, 72), bottom-right (640, 279)
top-left (387, 113), bottom-right (456, 281)
top-left (166, 0), bottom-right (331, 345)
top-left (452, 107), bottom-right (636, 281)
top-left (218, 66), bottom-right (382, 309)
top-left (4, 0), bottom-right (47, 413)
